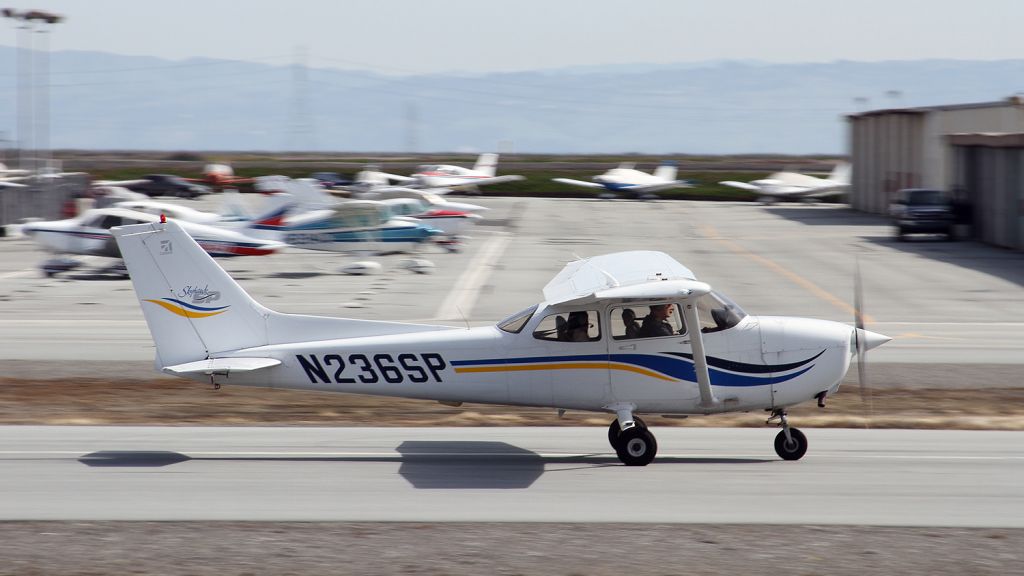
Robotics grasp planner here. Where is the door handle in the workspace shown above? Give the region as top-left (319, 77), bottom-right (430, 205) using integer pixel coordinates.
top-left (618, 344), bottom-right (636, 351)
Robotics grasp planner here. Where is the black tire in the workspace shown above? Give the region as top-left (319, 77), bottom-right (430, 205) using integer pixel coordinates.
top-left (774, 428), bottom-right (808, 461)
top-left (615, 427), bottom-right (658, 466)
top-left (607, 416), bottom-right (648, 450)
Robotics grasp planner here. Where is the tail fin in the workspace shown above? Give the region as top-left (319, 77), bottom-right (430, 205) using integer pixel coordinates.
top-left (256, 175), bottom-right (336, 210)
top-left (473, 153), bottom-right (499, 176)
top-left (653, 161), bottom-right (678, 181)
top-left (828, 162), bottom-right (851, 185)
top-left (112, 220), bottom-right (275, 369)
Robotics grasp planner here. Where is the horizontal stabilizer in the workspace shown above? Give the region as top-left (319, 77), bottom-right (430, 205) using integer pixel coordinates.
top-left (719, 180), bottom-right (761, 191)
top-left (163, 357), bottom-right (281, 375)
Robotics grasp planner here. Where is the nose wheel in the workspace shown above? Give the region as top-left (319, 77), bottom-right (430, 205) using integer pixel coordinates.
top-left (607, 416), bottom-right (657, 466)
top-left (769, 409), bottom-right (808, 460)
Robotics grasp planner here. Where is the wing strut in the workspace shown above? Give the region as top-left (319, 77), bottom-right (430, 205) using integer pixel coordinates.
top-left (682, 303), bottom-right (719, 409)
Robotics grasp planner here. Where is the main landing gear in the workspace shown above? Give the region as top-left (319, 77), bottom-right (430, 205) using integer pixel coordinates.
top-left (608, 415), bottom-right (657, 466)
top-left (768, 408), bottom-right (808, 460)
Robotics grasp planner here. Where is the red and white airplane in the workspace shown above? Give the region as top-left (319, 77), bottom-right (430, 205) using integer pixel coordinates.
top-left (186, 164), bottom-right (255, 188)
top-left (359, 154), bottom-right (524, 192)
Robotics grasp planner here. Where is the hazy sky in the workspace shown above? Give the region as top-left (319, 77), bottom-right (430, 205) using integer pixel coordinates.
top-left (1, 0), bottom-right (1023, 74)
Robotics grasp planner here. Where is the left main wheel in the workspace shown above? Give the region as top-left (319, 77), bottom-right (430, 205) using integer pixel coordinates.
top-left (615, 426), bottom-right (658, 466)
top-left (607, 416), bottom-right (647, 451)
top-left (774, 428), bottom-right (808, 461)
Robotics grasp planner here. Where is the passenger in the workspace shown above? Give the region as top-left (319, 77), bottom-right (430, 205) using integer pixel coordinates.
top-left (638, 304), bottom-right (675, 338)
top-left (622, 308), bottom-right (640, 339)
top-left (566, 311), bottom-right (591, 342)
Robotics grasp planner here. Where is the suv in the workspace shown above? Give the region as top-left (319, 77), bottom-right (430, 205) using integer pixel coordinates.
top-left (127, 174), bottom-right (211, 199)
top-left (889, 188), bottom-right (955, 240)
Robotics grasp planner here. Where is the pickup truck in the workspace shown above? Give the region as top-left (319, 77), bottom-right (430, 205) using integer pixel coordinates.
top-left (889, 188), bottom-right (955, 240)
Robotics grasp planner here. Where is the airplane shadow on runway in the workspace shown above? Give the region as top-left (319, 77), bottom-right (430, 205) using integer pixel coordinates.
top-left (78, 443), bottom-right (770, 490)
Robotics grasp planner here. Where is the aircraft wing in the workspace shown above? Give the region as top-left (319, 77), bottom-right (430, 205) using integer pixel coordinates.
top-left (94, 179), bottom-right (150, 187)
top-left (625, 180), bottom-right (694, 193)
top-left (718, 180), bottom-right (761, 191)
top-left (543, 251), bottom-right (707, 305)
top-left (471, 174), bottom-right (525, 186)
top-left (552, 178), bottom-right (605, 189)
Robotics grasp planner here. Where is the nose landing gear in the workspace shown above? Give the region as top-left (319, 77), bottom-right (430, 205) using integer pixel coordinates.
top-left (768, 409), bottom-right (808, 460)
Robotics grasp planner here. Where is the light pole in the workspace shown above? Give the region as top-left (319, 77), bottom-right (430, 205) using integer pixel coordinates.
top-left (2, 8), bottom-right (63, 173)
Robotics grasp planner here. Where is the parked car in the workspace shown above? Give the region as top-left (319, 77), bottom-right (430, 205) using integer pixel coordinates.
top-left (889, 188), bottom-right (955, 240)
top-left (127, 174), bottom-right (211, 199)
top-left (309, 171), bottom-right (353, 188)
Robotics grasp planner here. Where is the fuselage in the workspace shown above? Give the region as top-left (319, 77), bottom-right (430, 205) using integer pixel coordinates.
top-left (208, 300), bottom-right (857, 416)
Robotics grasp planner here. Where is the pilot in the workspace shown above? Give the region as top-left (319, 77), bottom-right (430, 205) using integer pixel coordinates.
top-left (566, 311), bottom-right (591, 342)
top-left (638, 304), bottom-right (675, 338)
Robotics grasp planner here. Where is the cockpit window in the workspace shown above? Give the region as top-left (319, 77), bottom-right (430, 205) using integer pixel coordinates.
top-left (497, 304), bottom-right (537, 334)
top-left (695, 290), bottom-right (747, 333)
top-left (532, 310), bottom-right (601, 342)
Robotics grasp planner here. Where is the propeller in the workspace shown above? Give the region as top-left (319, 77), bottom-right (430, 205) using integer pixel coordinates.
top-left (853, 257), bottom-right (872, 426)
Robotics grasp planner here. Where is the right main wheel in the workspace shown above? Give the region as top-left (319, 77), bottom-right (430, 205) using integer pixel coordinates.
top-left (774, 428), bottom-right (808, 461)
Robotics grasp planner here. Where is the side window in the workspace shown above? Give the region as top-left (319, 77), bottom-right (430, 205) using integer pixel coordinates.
top-left (532, 310), bottom-right (601, 342)
top-left (97, 215), bottom-right (123, 229)
top-left (611, 304), bottom-right (685, 340)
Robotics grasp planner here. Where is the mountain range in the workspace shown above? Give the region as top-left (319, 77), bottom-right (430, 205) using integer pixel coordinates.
top-left (1, 47), bottom-right (1022, 154)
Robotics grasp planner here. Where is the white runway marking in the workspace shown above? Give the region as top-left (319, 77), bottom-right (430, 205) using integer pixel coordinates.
top-left (434, 231), bottom-right (510, 321)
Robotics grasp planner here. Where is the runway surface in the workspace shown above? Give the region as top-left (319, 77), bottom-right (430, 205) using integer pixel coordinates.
top-left (2, 426), bottom-right (1021, 527)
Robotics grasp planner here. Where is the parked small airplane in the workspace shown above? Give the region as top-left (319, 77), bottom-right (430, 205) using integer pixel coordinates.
top-left (361, 154), bottom-right (524, 191)
top-left (21, 208), bottom-right (285, 277)
top-left (112, 200), bottom-right (225, 225)
top-left (380, 197), bottom-right (482, 240)
top-left (553, 161), bottom-right (693, 198)
top-left (112, 221), bottom-right (890, 465)
top-left (355, 187), bottom-right (489, 215)
top-left (719, 163), bottom-right (851, 204)
top-left (186, 163), bottom-right (255, 189)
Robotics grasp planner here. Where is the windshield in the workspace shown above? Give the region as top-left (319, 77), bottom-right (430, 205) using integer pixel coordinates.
top-left (906, 189), bottom-right (946, 206)
top-left (497, 304), bottom-right (537, 334)
top-left (695, 290), bottom-right (747, 333)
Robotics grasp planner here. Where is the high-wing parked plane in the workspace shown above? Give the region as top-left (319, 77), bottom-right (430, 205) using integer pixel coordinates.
top-left (719, 163), bottom-right (851, 204)
top-left (356, 187), bottom-right (489, 215)
top-left (553, 161), bottom-right (693, 198)
top-left (21, 208), bottom-right (285, 277)
top-left (362, 154), bottom-right (525, 191)
top-left (112, 222), bottom-right (890, 465)
top-left (380, 197), bottom-right (482, 240)
top-left (249, 198), bottom-right (442, 256)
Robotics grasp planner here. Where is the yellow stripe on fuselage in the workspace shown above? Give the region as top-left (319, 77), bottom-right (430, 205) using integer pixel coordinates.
top-left (454, 361), bottom-right (675, 382)
top-left (145, 299), bottom-right (227, 319)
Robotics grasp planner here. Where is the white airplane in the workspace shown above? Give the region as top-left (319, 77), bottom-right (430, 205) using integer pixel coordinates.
top-left (360, 154), bottom-right (525, 191)
top-left (719, 163), bottom-right (851, 204)
top-left (355, 186), bottom-right (489, 215)
top-left (21, 208), bottom-right (285, 277)
top-left (553, 161), bottom-right (693, 198)
top-left (380, 197), bottom-right (482, 239)
top-left (112, 221), bottom-right (890, 465)
top-left (112, 200), bottom-right (225, 225)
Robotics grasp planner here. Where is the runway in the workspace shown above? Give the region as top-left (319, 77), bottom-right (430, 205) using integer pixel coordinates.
top-left (2, 426), bottom-right (1021, 527)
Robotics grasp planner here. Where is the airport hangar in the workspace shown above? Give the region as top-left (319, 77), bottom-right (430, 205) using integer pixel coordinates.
top-left (846, 96), bottom-right (1024, 250)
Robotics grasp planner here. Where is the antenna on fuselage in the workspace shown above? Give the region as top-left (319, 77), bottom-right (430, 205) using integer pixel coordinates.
top-left (455, 304), bottom-right (471, 330)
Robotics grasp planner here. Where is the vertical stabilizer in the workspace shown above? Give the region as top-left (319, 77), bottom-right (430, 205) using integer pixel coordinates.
top-left (473, 153), bottom-right (499, 176)
top-left (653, 161), bottom-right (678, 181)
top-left (112, 220), bottom-right (274, 369)
top-left (828, 162), bottom-right (851, 185)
